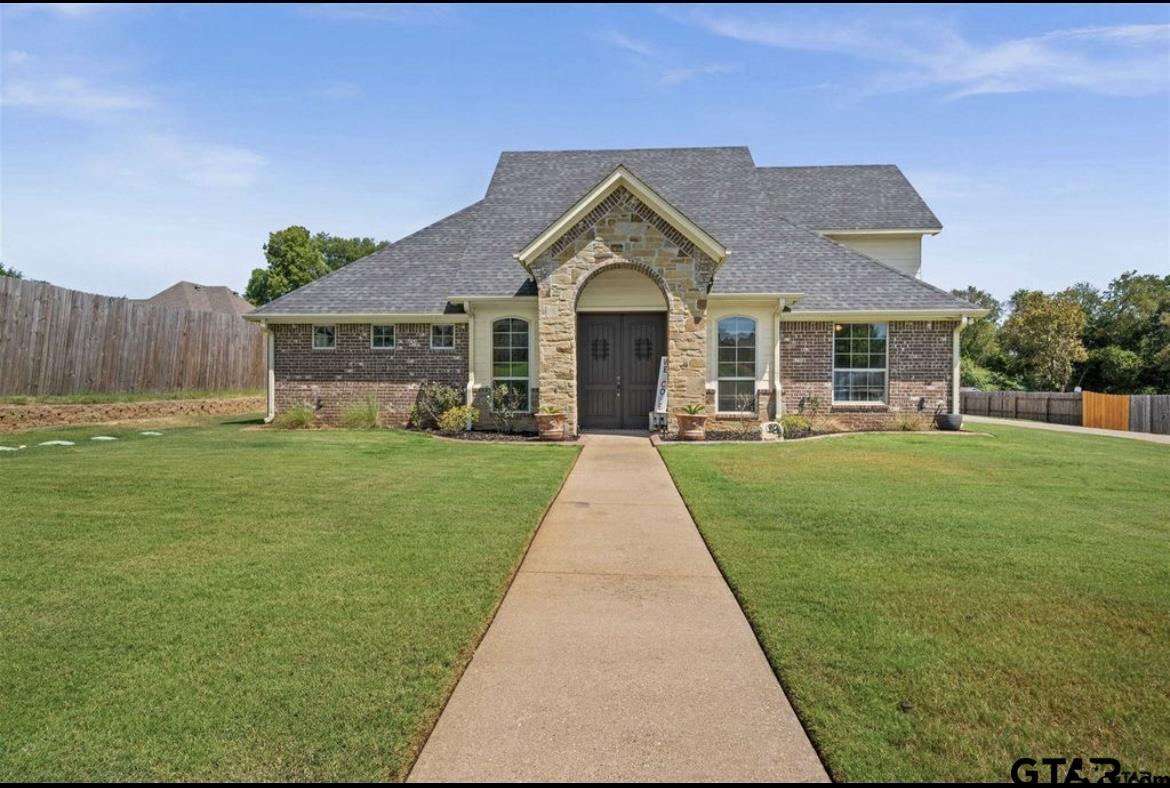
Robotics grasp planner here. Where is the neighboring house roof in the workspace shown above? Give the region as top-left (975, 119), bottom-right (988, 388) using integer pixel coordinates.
top-left (144, 281), bottom-right (254, 316)
top-left (757, 165), bottom-right (942, 232)
top-left (250, 146), bottom-right (977, 318)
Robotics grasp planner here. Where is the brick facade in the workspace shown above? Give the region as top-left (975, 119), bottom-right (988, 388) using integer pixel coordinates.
top-left (779, 319), bottom-right (956, 429)
top-left (271, 322), bottom-right (468, 425)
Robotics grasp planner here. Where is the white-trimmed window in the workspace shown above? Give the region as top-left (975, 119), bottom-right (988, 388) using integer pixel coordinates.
top-left (312, 325), bottom-right (336, 350)
top-left (431, 324), bottom-right (455, 350)
top-left (833, 323), bottom-right (887, 402)
top-left (371, 324), bottom-right (395, 349)
top-left (492, 318), bottom-right (530, 411)
top-left (716, 316), bottom-right (756, 413)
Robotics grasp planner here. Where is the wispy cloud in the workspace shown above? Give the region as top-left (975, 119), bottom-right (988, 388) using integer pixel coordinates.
top-left (659, 63), bottom-right (733, 86)
top-left (295, 3), bottom-right (454, 23)
top-left (668, 7), bottom-right (1170, 98)
top-left (1, 53), bottom-right (154, 116)
top-left (597, 31), bottom-right (658, 58)
top-left (3, 4), bottom-right (149, 19)
top-left (311, 80), bottom-right (363, 101)
top-left (89, 134), bottom-right (269, 190)
top-left (596, 28), bottom-right (731, 88)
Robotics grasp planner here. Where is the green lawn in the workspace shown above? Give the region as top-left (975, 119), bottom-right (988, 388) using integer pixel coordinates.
top-left (0, 418), bottom-right (578, 781)
top-left (660, 426), bottom-right (1170, 782)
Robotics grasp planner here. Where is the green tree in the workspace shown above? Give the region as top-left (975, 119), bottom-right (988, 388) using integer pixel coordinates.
top-left (1093, 272), bottom-right (1170, 392)
top-left (315, 233), bottom-right (388, 271)
top-left (0, 262), bottom-right (23, 279)
top-left (1085, 345), bottom-right (1143, 393)
top-left (999, 290), bottom-right (1088, 391)
top-left (245, 226), bottom-right (329, 305)
top-left (244, 227), bottom-right (388, 305)
top-left (951, 286), bottom-right (1002, 367)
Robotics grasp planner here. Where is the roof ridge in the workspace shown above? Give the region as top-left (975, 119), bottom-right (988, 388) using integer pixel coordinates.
top-left (757, 164), bottom-right (901, 171)
top-left (499, 145), bottom-right (750, 155)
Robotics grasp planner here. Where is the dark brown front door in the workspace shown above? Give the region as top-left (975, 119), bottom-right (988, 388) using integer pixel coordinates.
top-left (577, 313), bottom-right (666, 430)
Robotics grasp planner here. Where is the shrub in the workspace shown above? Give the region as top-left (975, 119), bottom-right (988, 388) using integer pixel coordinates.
top-left (680, 403), bottom-right (706, 415)
top-left (490, 383), bottom-right (526, 433)
top-left (437, 405), bottom-right (479, 435)
top-left (779, 414), bottom-right (812, 438)
top-left (341, 397), bottom-right (382, 429)
top-left (537, 404), bottom-right (563, 415)
top-left (890, 411), bottom-right (929, 431)
top-left (273, 405), bottom-right (314, 429)
top-left (409, 381), bottom-right (462, 430)
top-left (811, 416), bottom-right (847, 434)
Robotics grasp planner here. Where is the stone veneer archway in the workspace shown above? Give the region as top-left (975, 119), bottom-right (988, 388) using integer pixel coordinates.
top-left (529, 186), bottom-right (715, 434)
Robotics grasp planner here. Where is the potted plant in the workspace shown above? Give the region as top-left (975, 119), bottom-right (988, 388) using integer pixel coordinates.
top-left (934, 401), bottom-right (963, 431)
top-left (534, 405), bottom-right (566, 441)
top-left (675, 403), bottom-right (708, 441)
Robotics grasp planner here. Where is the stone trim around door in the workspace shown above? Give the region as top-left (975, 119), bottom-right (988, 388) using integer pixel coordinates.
top-left (531, 188), bottom-right (715, 435)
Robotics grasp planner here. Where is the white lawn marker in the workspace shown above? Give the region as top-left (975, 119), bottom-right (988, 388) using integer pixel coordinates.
top-left (91, 436), bottom-right (118, 441)
top-left (37, 440), bottom-right (76, 446)
top-left (140, 431), bottom-right (163, 436)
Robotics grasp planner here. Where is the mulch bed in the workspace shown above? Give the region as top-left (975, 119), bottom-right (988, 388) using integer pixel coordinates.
top-left (426, 429), bottom-right (543, 442)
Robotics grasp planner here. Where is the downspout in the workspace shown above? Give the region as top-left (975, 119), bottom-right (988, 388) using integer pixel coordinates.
top-left (464, 302), bottom-right (476, 406)
top-left (262, 320), bottom-right (276, 423)
top-left (772, 298), bottom-right (784, 419)
top-left (952, 316), bottom-right (967, 415)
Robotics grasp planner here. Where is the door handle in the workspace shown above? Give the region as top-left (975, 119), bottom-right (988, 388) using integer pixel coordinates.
top-left (616, 375), bottom-right (621, 398)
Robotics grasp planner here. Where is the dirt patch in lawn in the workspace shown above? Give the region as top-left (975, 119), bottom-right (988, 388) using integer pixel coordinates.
top-left (0, 396), bottom-right (265, 433)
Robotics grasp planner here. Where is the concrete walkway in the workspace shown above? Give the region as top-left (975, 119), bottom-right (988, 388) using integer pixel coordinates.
top-left (965, 414), bottom-right (1170, 445)
top-left (408, 433), bottom-right (828, 782)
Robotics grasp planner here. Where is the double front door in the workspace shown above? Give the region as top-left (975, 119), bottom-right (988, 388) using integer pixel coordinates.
top-left (577, 312), bottom-right (666, 430)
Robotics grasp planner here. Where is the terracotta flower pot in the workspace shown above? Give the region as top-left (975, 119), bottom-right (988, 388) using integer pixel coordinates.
top-left (535, 413), bottom-right (566, 441)
top-left (675, 413), bottom-right (708, 441)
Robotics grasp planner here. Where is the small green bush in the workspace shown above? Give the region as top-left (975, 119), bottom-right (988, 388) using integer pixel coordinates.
top-left (779, 414), bottom-right (812, 438)
top-left (437, 405), bottom-right (479, 435)
top-left (490, 383), bottom-right (526, 433)
top-left (409, 382), bottom-right (462, 430)
top-left (341, 397), bottom-right (383, 429)
top-left (274, 405), bottom-right (314, 429)
top-left (680, 403), bottom-right (706, 415)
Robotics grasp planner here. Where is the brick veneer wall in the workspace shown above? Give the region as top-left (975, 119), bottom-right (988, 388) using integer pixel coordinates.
top-left (271, 322), bottom-right (468, 425)
top-left (779, 320), bottom-right (956, 429)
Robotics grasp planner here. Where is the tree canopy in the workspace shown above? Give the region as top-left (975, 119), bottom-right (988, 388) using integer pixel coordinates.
top-left (245, 227), bottom-right (388, 305)
top-left (0, 262), bottom-right (23, 279)
top-left (953, 271), bottom-right (1170, 394)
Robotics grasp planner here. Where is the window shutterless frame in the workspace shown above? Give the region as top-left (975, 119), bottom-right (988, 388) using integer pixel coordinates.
top-left (430, 324), bottom-right (455, 350)
top-left (715, 316), bottom-right (757, 413)
top-left (312, 324), bottom-right (336, 350)
top-left (832, 322), bottom-right (888, 403)
top-left (370, 324), bottom-right (395, 349)
top-left (491, 317), bottom-right (531, 413)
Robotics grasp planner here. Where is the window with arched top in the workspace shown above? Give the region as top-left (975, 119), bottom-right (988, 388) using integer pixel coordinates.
top-left (492, 318), bottom-right (530, 412)
top-left (716, 316), bottom-right (756, 413)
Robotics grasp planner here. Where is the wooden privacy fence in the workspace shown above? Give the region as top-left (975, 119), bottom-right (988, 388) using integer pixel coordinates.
top-left (1128, 394), bottom-right (1170, 435)
top-left (960, 390), bottom-right (1082, 425)
top-left (0, 277), bottom-right (264, 395)
top-left (1082, 391), bottom-right (1129, 431)
top-left (961, 389), bottom-right (1170, 435)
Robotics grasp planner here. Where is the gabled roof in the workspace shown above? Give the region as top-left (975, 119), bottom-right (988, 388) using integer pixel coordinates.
top-left (758, 165), bottom-right (942, 232)
top-left (516, 165), bottom-right (729, 266)
top-left (143, 281), bottom-right (253, 316)
top-left (249, 146), bottom-right (978, 319)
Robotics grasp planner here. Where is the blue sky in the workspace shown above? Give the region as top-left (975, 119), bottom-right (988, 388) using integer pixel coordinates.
top-left (2, 3), bottom-right (1168, 301)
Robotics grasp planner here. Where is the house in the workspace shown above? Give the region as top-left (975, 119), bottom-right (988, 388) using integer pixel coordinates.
top-left (245, 146), bottom-right (985, 434)
top-left (142, 281), bottom-right (254, 317)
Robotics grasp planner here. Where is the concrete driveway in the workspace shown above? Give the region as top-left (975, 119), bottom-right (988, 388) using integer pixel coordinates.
top-left (408, 433), bottom-right (828, 782)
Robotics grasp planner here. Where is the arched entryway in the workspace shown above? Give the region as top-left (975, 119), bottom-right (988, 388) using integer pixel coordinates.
top-left (575, 267), bottom-right (668, 430)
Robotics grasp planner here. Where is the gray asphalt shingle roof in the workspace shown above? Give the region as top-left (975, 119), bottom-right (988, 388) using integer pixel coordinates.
top-left (758, 164), bottom-right (942, 232)
top-left (250, 147), bottom-right (975, 317)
